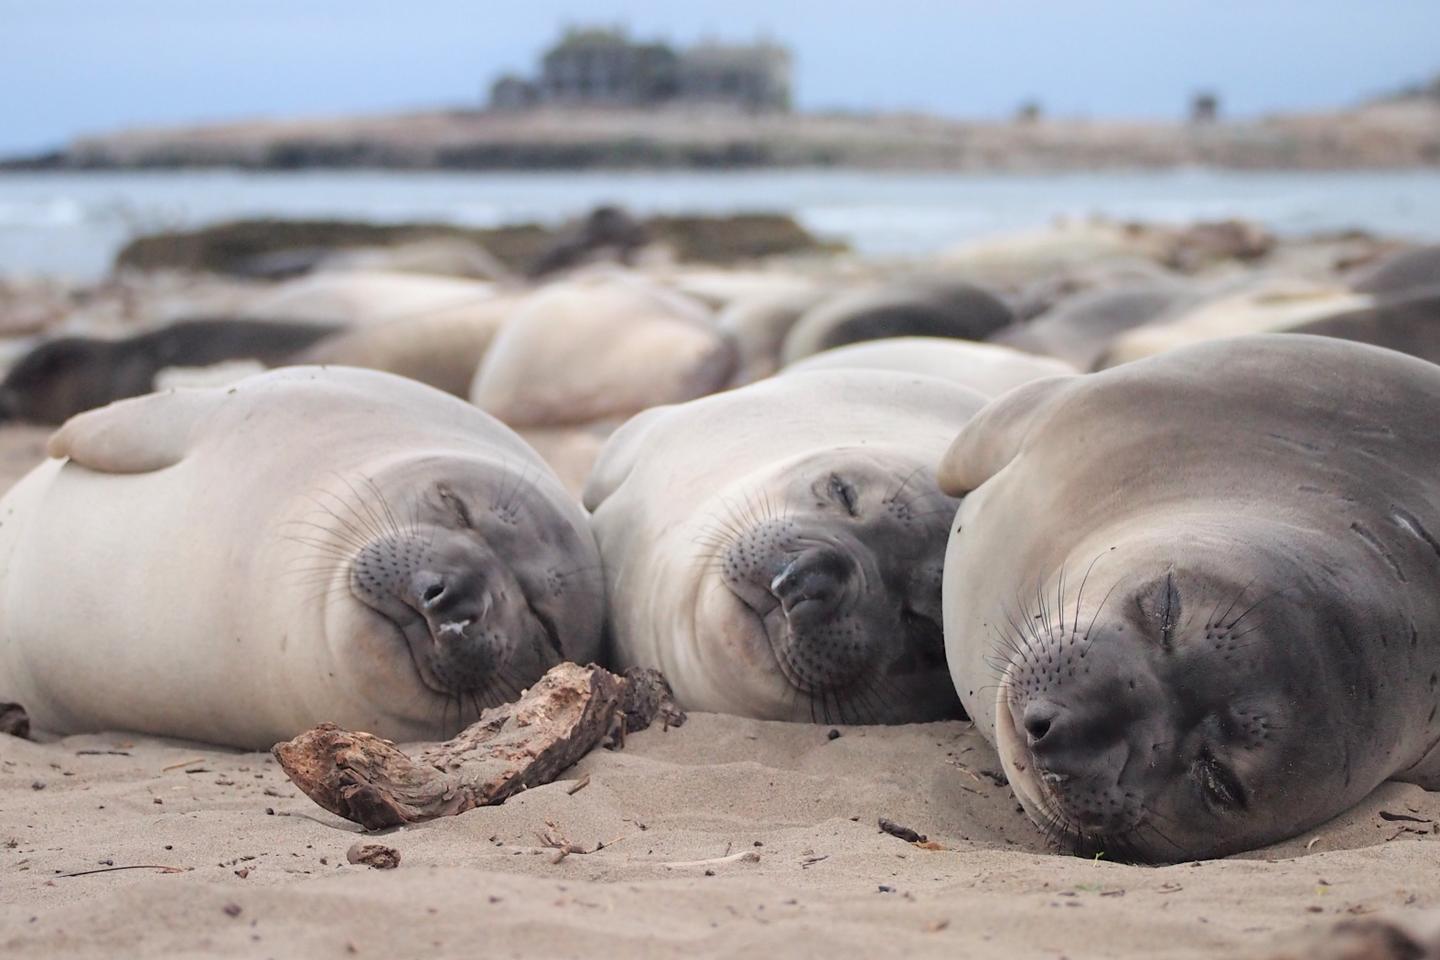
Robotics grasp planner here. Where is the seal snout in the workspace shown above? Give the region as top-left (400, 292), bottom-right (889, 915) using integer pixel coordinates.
top-left (350, 530), bottom-right (543, 699)
top-left (769, 545), bottom-right (852, 623)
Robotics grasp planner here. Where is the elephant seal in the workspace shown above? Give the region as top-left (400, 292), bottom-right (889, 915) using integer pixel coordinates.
top-left (470, 273), bottom-right (733, 429)
top-left (940, 335), bottom-right (1440, 861)
top-left (243, 270), bottom-right (498, 327)
top-left (1350, 244), bottom-right (1440, 296)
top-left (785, 337), bottom-right (1075, 397)
top-left (989, 283), bottom-right (1186, 370)
top-left (1096, 279), bottom-right (1370, 368)
top-left (715, 284), bottom-right (825, 385)
top-left (780, 280), bottom-right (1014, 364)
top-left (0, 367), bottom-right (603, 749)
top-left (294, 294), bottom-right (522, 397)
top-left (584, 370), bottom-right (986, 723)
top-left (1286, 287), bottom-right (1440, 365)
top-left (0, 318), bottom-right (340, 424)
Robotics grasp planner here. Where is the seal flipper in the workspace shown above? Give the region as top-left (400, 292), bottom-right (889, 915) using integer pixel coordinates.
top-left (937, 374), bottom-right (1077, 497)
top-left (47, 388), bottom-right (226, 474)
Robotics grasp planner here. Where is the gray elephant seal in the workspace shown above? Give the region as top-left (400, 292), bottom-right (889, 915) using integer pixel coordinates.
top-left (989, 283), bottom-right (1185, 370)
top-left (780, 280), bottom-right (1014, 364)
top-left (0, 367), bottom-right (603, 749)
top-left (784, 337), bottom-right (1075, 397)
top-left (1350, 244), bottom-right (1440, 296)
top-left (0, 318), bottom-right (340, 424)
top-left (940, 335), bottom-right (1440, 861)
top-left (585, 370), bottom-right (986, 723)
top-left (1286, 287), bottom-right (1440, 365)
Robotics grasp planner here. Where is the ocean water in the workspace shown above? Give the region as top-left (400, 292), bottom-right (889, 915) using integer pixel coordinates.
top-left (1, 168), bottom-right (1438, 280)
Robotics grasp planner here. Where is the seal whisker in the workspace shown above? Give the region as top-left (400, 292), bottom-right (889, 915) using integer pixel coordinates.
top-left (342, 473), bottom-right (405, 544)
top-left (1208, 575), bottom-right (1259, 630)
top-left (1071, 550), bottom-right (1107, 638)
top-left (1223, 583), bottom-right (1295, 630)
top-left (325, 474), bottom-right (389, 543)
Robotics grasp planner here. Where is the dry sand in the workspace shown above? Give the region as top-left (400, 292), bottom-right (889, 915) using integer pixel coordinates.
top-left (0, 426), bottom-right (1437, 960)
top-left (3, 714), bottom-right (1439, 960)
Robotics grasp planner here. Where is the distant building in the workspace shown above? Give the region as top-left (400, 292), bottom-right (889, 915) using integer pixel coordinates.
top-left (489, 26), bottom-right (791, 113)
top-left (1189, 91), bottom-right (1220, 124)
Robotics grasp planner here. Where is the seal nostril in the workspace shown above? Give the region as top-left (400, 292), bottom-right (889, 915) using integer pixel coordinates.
top-left (1022, 700), bottom-right (1061, 746)
top-left (421, 581), bottom-right (446, 607)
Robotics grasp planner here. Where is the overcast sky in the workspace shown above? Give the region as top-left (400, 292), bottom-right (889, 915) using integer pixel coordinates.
top-left (2, 0), bottom-right (1437, 153)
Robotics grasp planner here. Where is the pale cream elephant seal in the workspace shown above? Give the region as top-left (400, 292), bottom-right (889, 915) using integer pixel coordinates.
top-left (470, 273), bottom-right (734, 428)
top-left (584, 370), bottom-right (986, 723)
top-left (784, 337), bottom-right (1075, 397)
top-left (0, 367), bottom-right (603, 750)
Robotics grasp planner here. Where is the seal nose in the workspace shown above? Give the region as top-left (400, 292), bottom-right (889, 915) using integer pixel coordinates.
top-left (416, 574), bottom-right (449, 610)
top-left (770, 547), bottom-right (849, 622)
top-left (1023, 700), bottom-right (1061, 746)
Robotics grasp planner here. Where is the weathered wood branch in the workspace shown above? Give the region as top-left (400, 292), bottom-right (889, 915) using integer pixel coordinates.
top-left (0, 702), bottom-right (29, 739)
top-left (273, 663), bottom-right (683, 830)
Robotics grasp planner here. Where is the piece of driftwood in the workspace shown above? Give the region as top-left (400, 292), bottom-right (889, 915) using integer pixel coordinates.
top-left (0, 702), bottom-right (29, 739)
top-left (273, 663), bottom-right (683, 830)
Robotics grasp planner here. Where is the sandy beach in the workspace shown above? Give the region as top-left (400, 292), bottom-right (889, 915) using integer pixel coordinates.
top-left (2, 706), bottom-right (1438, 959)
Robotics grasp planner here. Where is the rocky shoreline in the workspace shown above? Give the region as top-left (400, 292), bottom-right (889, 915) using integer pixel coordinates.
top-left (5, 101), bottom-right (1439, 173)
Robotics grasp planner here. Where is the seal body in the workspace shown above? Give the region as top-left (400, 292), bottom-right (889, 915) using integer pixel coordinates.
top-left (781, 280), bottom-right (1014, 364)
top-left (941, 335), bottom-right (1440, 860)
top-left (470, 273), bottom-right (733, 428)
top-left (0, 367), bottom-right (602, 749)
top-left (585, 370), bottom-right (985, 723)
top-left (989, 283), bottom-right (1184, 371)
top-left (1287, 287), bottom-right (1440, 365)
top-left (0, 318), bottom-right (339, 424)
top-left (1096, 279), bottom-right (1369, 368)
top-left (784, 337), bottom-right (1075, 397)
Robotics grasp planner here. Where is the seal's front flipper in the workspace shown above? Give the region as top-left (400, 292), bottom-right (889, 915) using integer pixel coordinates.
top-left (47, 388), bottom-right (226, 474)
top-left (938, 374), bottom-right (1076, 497)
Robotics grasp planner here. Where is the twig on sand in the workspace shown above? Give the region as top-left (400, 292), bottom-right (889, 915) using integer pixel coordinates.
top-left (161, 757), bottom-right (207, 772)
top-left (662, 851), bottom-right (762, 869)
top-left (536, 820), bottom-right (625, 863)
top-left (272, 663), bottom-right (684, 830)
top-left (878, 818), bottom-right (927, 844)
top-left (566, 774), bottom-right (591, 796)
top-left (58, 864), bottom-right (187, 878)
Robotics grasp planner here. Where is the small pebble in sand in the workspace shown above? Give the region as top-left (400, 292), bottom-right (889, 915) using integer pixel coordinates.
top-left (347, 842), bottom-right (401, 870)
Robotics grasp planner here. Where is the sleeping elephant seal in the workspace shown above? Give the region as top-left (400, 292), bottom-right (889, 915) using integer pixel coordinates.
top-left (470, 273), bottom-right (733, 429)
top-left (716, 284), bottom-right (826, 386)
top-left (780, 280), bottom-right (1014, 365)
top-left (1349, 244), bottom-right (1440, 296)
top-left (785, 337), bottom-right (1075, 397)
top-left (0, 318), bottom-right (340, 424)
top-left (1095, 279), bottom-right (1369, 368)
top-left (939, 335), bottom-right (1440, 861)
top-left (988, 282), bottom-right (1186, 371)
top-left (584, 370), bottom-right (986, 724)
top-left (0, 367), bottom-right (603, 749)
top-left (1286, 286), bottom-right (1440, 365)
